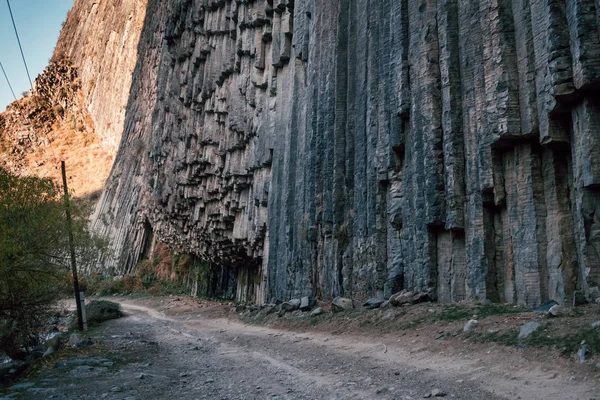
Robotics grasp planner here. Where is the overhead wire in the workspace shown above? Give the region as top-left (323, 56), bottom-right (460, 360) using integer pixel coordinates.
top-left (4, 0), bottom-right (61, 178)
top-left (6, 0), bottom-right (33, 89)
top-left (0, 61), bottom-right (17, 101)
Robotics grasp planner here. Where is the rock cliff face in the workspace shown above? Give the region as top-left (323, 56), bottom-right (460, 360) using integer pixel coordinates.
top-left (91, 0), bottom-right (600, 307)
top-left (0, 0), bottom-right (147, 197)
top-left (54, 0), bottom-right (148, 151)
top-left (0, 57), bottom-right (111, 197)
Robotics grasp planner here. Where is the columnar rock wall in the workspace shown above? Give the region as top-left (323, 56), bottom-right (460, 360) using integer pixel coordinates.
top-left (92, 0), bottom-right (600, 307)
top-left (55, 0), bottom-right (148, 151)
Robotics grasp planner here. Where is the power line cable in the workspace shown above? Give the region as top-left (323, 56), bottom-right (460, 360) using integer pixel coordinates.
top-left (6, 0), bottom-right (33, 89)
top-left (0, 61), bottom-right (17, 101)
top-left (5, 1), bottom-right (62, 180)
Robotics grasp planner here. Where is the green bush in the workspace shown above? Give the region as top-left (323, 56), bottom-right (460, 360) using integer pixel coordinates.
top-left (0, 167), bottom-right (101, 359)
top-left (84, 300), bottom-right (123, 326)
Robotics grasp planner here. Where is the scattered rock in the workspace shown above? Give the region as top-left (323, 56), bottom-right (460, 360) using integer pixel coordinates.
top-left (577, 344), bottom-right (588, 364)
top-left (281, 299), bottom-right (301, 312)
top-left (68, 365), bottom-right (107, 377)
top-left (487, 329), bottom-right (499, 334)
top-left (463, 319), bottom-right (478, 332)
top-left (68, 333), bottom-right (81, 346)
top-left (389, 290), bottom-right (429, 307)
top-left (299, 296), bottom-right (315, 311)
top-left (43, 346), bottom-right (55, 357)
top-left (375, 386), bottom-right (390, 394)
top-left (264, 305), bottom-right (277, 315)
top-left (235, 305), bottom-right (246, 313)
top-left (380, 300), bottom-right (390, 309)
top-left (310, 307), bottom-right (324, 317)
top-left (332, 297), bottom-right (353, 313)
top-left (534, 300), bottom-right (558, 313)
top-left (75, 338), bottom-right (93, 348)
top-left (61, 357), bottom-right (113, 367)
top-left (591, 321), bottom-right (600, 328)
top-left (45, 334), bottom-right (62, 351)
top-left (389, 290), bottom-right (415, 307)
top-left (595, 362), bottom-right (600, 370)
top-left (518, 321), bottom-right (540, 339)
top-left (362, 298), bottom-right (385, 309)
top-left (423, 389), bottom-right (447, 398)
top-left (277, 305), bottom-right (287, 317)
top-left (411, 292), bottom-right (429, 304)
top-left (548, 304), bottom-right (568, 317)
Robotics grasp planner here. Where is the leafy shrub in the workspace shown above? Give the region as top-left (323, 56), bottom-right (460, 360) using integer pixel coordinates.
top-left (0, 167), bottom-right (100, 359)
top-left (84, 300), bottom-right (123, 326)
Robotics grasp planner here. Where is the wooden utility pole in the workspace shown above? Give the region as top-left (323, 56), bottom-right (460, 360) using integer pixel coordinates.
top-left (61, 161), bottom-right (84, 331)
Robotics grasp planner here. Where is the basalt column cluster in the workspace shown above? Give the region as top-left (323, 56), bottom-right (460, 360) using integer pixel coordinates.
top-left (92, 0), bottom-right (600, 306)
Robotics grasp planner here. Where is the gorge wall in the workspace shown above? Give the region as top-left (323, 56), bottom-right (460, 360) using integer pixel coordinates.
top-left (54, 0), bottom-right (148, 151)
top-left (90, 0), bottom-right (600, 307)
top-left (0, 0), bottom-right (147, 197)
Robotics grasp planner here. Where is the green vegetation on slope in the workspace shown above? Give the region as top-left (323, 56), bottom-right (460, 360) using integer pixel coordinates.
top-left (0, 167), bottom-right (101, 359)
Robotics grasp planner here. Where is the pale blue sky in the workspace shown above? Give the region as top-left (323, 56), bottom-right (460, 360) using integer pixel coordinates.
top-left (1, 0), bottom-right (74, 112)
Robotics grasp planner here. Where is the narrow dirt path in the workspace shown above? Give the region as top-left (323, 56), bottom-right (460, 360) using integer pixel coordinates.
top-left (3, 299), bottom-right (598, 400)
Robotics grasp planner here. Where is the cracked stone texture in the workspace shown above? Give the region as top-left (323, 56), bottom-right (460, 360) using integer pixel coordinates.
top-left (88, 0), bottom-right (600, 307)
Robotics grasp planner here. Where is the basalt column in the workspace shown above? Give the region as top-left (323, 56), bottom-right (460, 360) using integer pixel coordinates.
top-left (92, 0), bottom-right (600, 306)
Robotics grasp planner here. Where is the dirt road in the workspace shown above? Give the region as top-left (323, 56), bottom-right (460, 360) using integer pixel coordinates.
top-left (2, 298), bottom-right (598, 399)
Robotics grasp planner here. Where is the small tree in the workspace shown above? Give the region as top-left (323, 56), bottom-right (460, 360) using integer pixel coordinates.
top-left (0, 167), bottom-right (96, 359)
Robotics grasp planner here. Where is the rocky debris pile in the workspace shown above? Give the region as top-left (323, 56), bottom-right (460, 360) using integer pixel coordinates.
top-left (0, 310), bottom-right (77, 384)
top-left (237, 289), bottom-right (432, 318)
top-left (0, 303), bottom-right (120, 385)
top-left (532, 300), bottom-right (577, 318)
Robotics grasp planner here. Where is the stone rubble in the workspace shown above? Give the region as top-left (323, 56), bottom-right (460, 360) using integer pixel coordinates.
top-left (463, 319), bottom-right (478, 333)
top-left (518, 321), bottom-right (541, 339)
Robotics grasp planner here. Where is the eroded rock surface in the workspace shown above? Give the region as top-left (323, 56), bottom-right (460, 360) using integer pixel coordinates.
top-left (89, 0), bottom-right (600, 307)
top-left (54, 0), bottom-right (148, 151)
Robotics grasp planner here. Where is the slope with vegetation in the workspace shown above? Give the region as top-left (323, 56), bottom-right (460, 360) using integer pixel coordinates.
top-left (0, 167), bottom-right (102, 360)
